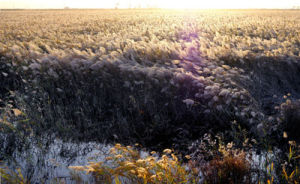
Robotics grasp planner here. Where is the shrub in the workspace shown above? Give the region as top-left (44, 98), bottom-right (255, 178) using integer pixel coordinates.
top-left (202, 151), bottom-right (251, 184)
top-left (188, 134), bottom-right (252, 184)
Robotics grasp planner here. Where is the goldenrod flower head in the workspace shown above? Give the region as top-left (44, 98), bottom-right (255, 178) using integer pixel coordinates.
top-left (136, 159), bottom-right (145, 164)
top-left (157, 172), bottom-right (163, 177)
top-left (115, 154), bottom-right (123, 159)
top-left (150, 174), bottom-right (157, 180)
top-left (185, 155), bottom-right (191, 160)
top-left (124, 161), bottom-right (135, 167)
top-left (163, 149), bottom-right (172, 154)
top-left (227, 142), bottom-right (233, 149)
top-left (156, 172), bottom-right (163, 181)
top-left (146, 156), bottom-right (156, 162)
top-left (170, 160), bottom-right (177, 166)
top-left (130, 169), bottom-right (136, 174)
top-left (288, 141), bottom-right (296, 146)
top-left (157, 160), bottom-right (163, 165)
top-left (162, 155), bottom-right (168, 161)
top-left (86, 166), bottom-right (95, 173)
top-left (137, 167), bottom-right (147, 175)
top-left (105, 156), bottom-right (113, 161)
top-left (162, 163), bottom-right (169, 169)
top-left (115, 143), bottom-right (121, 149)
top-left (89, 162), bottom-right (101, 168)
top-left (171, 154), bottom-right (178, 162)
top-left (150, 151), bottom-right (156, 155)
top-left (110, 147), bottom-right (116, 154)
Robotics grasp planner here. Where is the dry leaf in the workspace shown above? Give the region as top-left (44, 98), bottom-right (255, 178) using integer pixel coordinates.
top-left (283, 131), bottom-right (288, 138)
top-left (12, 109), bottom-right (22, 116)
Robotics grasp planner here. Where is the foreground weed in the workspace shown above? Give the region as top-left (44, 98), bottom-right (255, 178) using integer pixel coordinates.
top-left (0, 166), bottom-right (29, 184)
top-left (69, 144), bottom-right (200, 184)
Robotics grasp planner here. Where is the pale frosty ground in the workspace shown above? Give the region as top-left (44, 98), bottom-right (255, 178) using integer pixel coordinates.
top-left (2, 135), bottom-right (275, 184)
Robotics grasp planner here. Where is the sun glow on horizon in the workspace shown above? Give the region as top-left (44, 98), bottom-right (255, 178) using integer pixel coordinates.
top-left (158, 0), bottom-right (243, 9)
top-left (157, 0), bottom-right (298, 9)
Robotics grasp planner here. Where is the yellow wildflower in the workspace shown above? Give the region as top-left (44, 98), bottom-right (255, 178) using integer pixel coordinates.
top-left (86, 166), bottom-right (95, 173)
top-left (157, 172), bottom-right (163, 177)
top-left (227, 142), bottom-right (233, 149)
top-left (163, 149), bottom-right (172, 154)
top-left (162, 155), bottom-right (168, 161)
top-left (115, 143), bottom-right (121, 149)
top-left (115, 154), bottom-right (123, 159)
top-left (151, 151), bottom-right (156, 155)
top-left (150, 175), bottom-right (157, 180)
top-left (169, 160), bottom-right (175, 166)
top-left (136, 159), bottom-right (145, 164)
top-left (137, 167), bottom-right (147, 176)
top-left (105, 156), bottom-right (113, 161)
top-left (124, 161), bottom-right (135, 167)
top-left (12, 109), bottom-right (22, 116)
top-left (110, 147), bottom-right (116, 154)
top-left (130, 169), bottom-right (136, 174)
top-left (157, 172), bottom-right (163, 181)
top-left (146, 156), bottom-right (156, 162)
top-left (185, 155), bottom-right (191, 160)
top-left (171, 154), bottom-right (178, 162)
top-left (288, 141), bottom-right (296, 146)
top-left (283, 131), bottom-right (288, 138)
